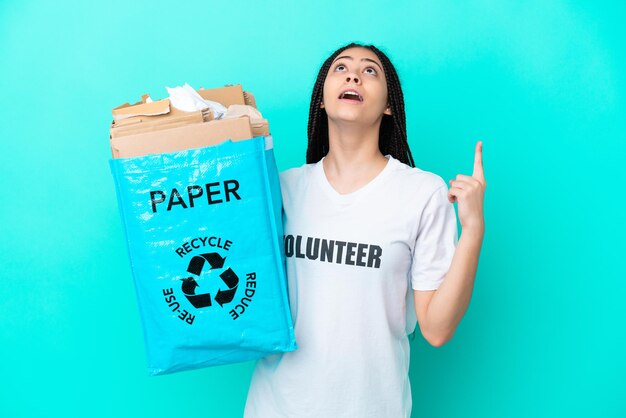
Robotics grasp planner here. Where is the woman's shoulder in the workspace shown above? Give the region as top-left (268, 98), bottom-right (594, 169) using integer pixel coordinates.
top-left (279, 162), bottom-right (316, 189)
top-left (279, 162), bottom-right (314, 177)
top-left (388, 156), bottom-right (447, 193)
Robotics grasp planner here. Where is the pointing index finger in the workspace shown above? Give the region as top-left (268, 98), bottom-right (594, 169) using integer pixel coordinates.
top-left (472, 140), bottom-right (485, 182)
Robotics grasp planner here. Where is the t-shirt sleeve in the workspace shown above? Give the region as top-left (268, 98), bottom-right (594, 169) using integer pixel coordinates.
top-left (411, 184), bottom-right (459, 291)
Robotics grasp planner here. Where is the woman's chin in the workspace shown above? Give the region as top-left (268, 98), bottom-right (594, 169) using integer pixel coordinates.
top-left (330, 115), bottom-right (383, 129)
top-left (327, 110), bottom-right (373, 125)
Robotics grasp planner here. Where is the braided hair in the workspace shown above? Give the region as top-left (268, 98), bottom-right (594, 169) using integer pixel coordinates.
top-left (306, 42), bottom-right (416, 167)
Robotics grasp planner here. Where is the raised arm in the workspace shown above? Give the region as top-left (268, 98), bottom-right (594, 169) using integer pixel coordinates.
top-left (415, 141), bottom-right (486, 347)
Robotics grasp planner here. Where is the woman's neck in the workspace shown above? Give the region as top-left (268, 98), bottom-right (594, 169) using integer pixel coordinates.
top-left (323, 120), bottom-right (389, 190)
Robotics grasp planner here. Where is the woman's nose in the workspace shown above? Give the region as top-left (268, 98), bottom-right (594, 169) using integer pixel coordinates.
top-left (346, 75), bottom-right (360, 84)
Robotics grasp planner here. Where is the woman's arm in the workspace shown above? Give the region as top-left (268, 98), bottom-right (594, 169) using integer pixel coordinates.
top-left (416, 225), bottom-right (483, 346)
top-left (415, 141), bottom-right (486, 347)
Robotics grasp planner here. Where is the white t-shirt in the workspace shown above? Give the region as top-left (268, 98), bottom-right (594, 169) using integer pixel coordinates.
top-left (244, 154), bottom-right (458, 418)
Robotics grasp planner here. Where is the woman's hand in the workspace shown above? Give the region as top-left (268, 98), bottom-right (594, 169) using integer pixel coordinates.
top-left (448, 141), bottom-right (486, 232)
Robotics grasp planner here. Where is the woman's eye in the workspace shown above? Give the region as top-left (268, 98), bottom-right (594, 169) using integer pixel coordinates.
top-left (334, 64), bottom-right (377, 75)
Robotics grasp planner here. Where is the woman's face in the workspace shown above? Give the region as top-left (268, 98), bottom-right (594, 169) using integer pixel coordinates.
top-left (321, 47), bottom-right (391, 126)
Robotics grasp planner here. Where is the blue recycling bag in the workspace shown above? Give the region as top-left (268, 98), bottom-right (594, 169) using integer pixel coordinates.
top-left (109, 135), bottom-right (297, 376)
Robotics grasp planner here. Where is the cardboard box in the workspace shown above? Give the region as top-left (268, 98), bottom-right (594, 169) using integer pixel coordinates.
top-left (110, 84), bottom-right (270, 158)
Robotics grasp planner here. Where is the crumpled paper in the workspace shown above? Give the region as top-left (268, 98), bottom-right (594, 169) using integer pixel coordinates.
top-left (166, 82), bottom-right (227, 118)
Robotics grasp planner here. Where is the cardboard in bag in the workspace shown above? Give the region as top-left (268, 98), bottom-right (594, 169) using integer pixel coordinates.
top-left (109, 84), bottom-right (269, 159)
top-left (110, 117), bottom-right (254, 158)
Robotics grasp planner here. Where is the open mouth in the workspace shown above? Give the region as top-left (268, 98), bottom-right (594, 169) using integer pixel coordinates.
top-left (338, 90), bottom-right (363, 102)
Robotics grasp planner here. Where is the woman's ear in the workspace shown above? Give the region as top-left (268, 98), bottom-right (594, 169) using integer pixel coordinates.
top-left (320, 101), bottom-right (325, 109)
top-left (383, 103), bottom-right (391, 115)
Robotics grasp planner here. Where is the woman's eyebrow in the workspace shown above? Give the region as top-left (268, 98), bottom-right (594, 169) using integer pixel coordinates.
top-left (332, 55), bottom-right (382, 71)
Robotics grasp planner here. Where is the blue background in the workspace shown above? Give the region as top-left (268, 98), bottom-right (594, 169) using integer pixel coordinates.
top-left (1, 1), bottom-right (624, 417)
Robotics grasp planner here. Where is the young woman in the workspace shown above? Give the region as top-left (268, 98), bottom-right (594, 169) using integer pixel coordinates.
top-left (244, 42), bottom-right (485, 418)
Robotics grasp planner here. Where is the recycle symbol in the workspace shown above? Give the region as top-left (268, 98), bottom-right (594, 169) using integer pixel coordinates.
top-left (180, 252), bottom-right (239, 309)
